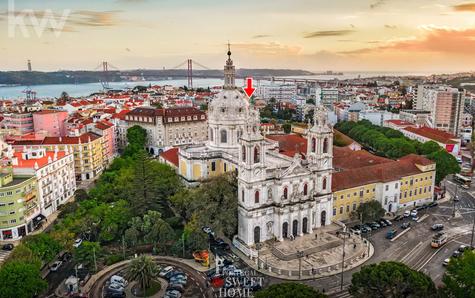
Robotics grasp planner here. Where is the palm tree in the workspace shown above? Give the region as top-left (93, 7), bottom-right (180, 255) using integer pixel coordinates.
top-left (126, 255), bottom-right (159, 291)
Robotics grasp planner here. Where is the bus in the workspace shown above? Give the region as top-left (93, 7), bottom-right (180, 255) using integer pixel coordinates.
top-left (454, 174), bottom-right (471, 187)
top-left (431, 232), bottom-right (447, 248)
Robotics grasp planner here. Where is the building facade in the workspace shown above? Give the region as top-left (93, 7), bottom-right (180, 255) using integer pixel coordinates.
top-left (3, 112), bottom-right (34, 135)
top-left (32, 110), bottom-right (68, 137)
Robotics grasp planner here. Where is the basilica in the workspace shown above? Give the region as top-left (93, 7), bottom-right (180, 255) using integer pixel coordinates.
top-left (177, 47), bottom-right (334, 256)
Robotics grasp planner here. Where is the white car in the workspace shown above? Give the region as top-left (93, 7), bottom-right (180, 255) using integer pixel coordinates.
top-left (410, 210), bottom-right (418, 217)
top-left (159, 266), bottom-right (174, 277)
top-left (403, 210), bottom-right (411, 217)
top-left (110, 275), bottom-right (128, 287)
top-left (165, 290), bottom-right (182, 298)
top-left (73, 238), bottom-right (83, 248)
top-left (412, 216), bottom-right (419, 221)
top-left (108, 282), bottom-right (125, 291)
top-left (442, 258), bottom-right (450, 266)
top-left (50, 260), bottom-right (63, 272)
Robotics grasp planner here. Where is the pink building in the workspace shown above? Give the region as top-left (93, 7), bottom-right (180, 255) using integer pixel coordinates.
top-left (33, 110), bottom-right (68, 137)
top-left (90, 121), bottom-right (116, 163)
top-left (3, 112), bottom-right (34, 134)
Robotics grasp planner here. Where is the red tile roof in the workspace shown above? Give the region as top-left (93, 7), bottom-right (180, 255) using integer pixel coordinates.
top-left (13, 151), bottom-right (67, 169)
top-left (403, 126), bottom-right (458, 144)
top-left (384, 119), bottom-right (414, 126)
top-left (12, 132), bottom-right (100, 146)
top-left (160, 147), bottom-right (179, 166)
top-left (266, 134), bottom-right (307, 157)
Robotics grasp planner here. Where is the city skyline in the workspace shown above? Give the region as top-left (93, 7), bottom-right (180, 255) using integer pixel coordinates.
top-left (1, 0), bottom-right (475, 72)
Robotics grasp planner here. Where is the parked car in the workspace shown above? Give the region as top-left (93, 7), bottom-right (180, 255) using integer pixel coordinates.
top-left (214, 238), bottom-right (231, 250)
top-left (412, 216), bottom-right (420, 221)
top-left (461, 184), bottom-right (469, 190)
top-left (159, 266), bottom-right (174, 277)
top-left (403, 210), bottom-right (411, 217)
top-left (378, 220), bottom-right (387, 227)
top-left (410, 210), bottom-right (418, 217)
top-left (431, 224), bottom-right (444, 231)
top-left (382, 219), bottom-right (392, 226)
top-left (169, 271), bottom-right (186, 279)
top-left (442, 258), bottom-right (450, 266)
top-left (167, 283), bottom-right (185, 293)
top-left (371, 222), bottom-right (381, 229)
top-left (202, 226), bottom-right (215, 236)
top-left (393, 215), bottom-right (403, 221)
top-left (50, 260), bottom-right (63, 272)
top-left (73, 238), bottom-right (83, 248)
top-left (105, 290), bottom-right (126, 298)
top-left (428, 201), bottom-right (438, 207)
top-left (386, 229), bottom-right (398, 239)
top-left (401, 222), bottom-right (411, 229)
top-left (110, 275), bottom-right (128, 288)
top-left (458, 245), bottom-right (469, 252)
top-left (362, 224), bottom-right (372, 231)
top-left (59, 252), bottom-right (72, 262)
top-left (350, 227), bottom-right (361, 235)
top-left (360, 226), bottom-right (369, 233)
top-left (169, 277), bottom-right (187, 286)
top-left (452, 250), bottom-right (462, 258)
top-left (1, 244), bottom-right (14, 251)
top-left (107, 282), bottom-right (125, 293)
top-left (164, 290), bottom-right (182, 298)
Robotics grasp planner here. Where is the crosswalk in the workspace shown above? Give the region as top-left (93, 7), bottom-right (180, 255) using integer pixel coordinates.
top-left (330, 288), bottom-right (353, 298)
top-left (0, 250), bottom-right (12, 265)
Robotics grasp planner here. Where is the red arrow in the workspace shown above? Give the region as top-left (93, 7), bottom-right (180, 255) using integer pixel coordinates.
top-left (243, 77), bottom-right (255, 98)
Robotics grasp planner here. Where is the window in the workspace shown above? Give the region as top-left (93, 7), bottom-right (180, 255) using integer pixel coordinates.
top-left (353, 203), bottom-right (357, 211)
top-left (242, 146), bottom-right (246, 162)
top-left (211, 162), bottom-right (216, 171)
top-left (311, 138), bottom-right (316, 153)
top-left (384, 197), bottom-right (388, 205)
top-left (340, 206), bottom-right (344, 214)
top-left (428, 186), bottom-right (431, 192)
top-left (303, 184), bottom-right (308, 196)
top-left (323, 138), bottom-right (329, 153)
top-left (340, 195), bottom-right (343, 199)
top-left (255, 191), bottom-right (260, 203)
top-left (333, 208), bottom-right (336, 216)
top-left (283, 187), bottom-right (288, 200)
top-left (241, 190), bottom-right (245, 202)
top-left (346, 205), bottom-right (350, 212)
top-left (385, 185), bottom-right (389, 191)
top-left (224, 163), bottom-right (227, 172)
top-left (395, 183), bottom-right (398, 189)
top-left (322, 177), bottom-right (327, 190)
top-left (254, 146), bottom-right (260, 163)
top-left (210, 129), bottom-right (214, 141)
top-left (220, 130), bottom-right (227, 143)
top-left (359, 190), bottom-right (363, 197)
top-left (409, 190), bottom-right (412, 196)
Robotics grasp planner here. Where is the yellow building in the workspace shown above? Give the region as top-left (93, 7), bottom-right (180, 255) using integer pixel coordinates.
top-left (332, 147), bottom-right (436, 222)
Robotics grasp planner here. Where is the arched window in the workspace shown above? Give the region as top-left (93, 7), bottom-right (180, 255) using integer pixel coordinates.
top-left (255, 190), bottom-right (260, 203)
top-left (209, 129), bottom-right (214, 141)
top-left (323, 138), bottom-right (328, 153)
top-left (220, 129), bottom-right (227, 143)
top-left (242, 145), bottom-right (246, 162)
top-left (311, 138), bottom-right (316, 153)
top-left (254, 146), bottom-right (260, 163)
top-left (303, 184), bottom-right (308, 195)
top-left (322, 177), bottom-right (327, 190)
top-left (283, 187), bottom-right (288, 200)
top-left (241, 189), bottom-right (245, 202)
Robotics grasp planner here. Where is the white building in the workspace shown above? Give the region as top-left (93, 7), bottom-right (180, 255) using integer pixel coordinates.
top-left (176, 47), bottom-right (334, 257)
top-left (257, 83), bottom-right (297, 102)
top-left (10, 146), bottom-right (76, 217)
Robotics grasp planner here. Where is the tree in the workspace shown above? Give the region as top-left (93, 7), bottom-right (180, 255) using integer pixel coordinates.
top-left (59, 91), bottom-right (70, 102)
top-left (0, 260), bottom-right (47, 298)
top-left (73, 241), bottom-right (101, 272)
top-left (23, 233), bottom-right (62, 263)
top-left (349, 261), bottom-right (436, 298)
top-left (75, 189), bottom-right (89, 202)
top-left (306, 98), bottom-right (315, 105)
top-left (282, 123), bottom-right (291, 134)
top-left (420, 141), bottom-right (441, 155)
top-left (427, 150), bottom-right (460, 185)
top-left (254, 282), bottom-right (326, 298)
top-left (352, 201), bottom-right (385, 223)
top-left (124, 125), bottom-right (147, 157)
top-left (441, 250), bottom-right (475, 297)
top-left (126, 255), bottom-right (159, 291)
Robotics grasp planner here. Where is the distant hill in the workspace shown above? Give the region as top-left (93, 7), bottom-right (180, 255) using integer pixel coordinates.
top-left (0, 69), bottom-right (315, 86)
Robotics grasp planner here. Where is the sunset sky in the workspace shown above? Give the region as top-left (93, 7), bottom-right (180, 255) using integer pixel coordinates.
top-left (1, 0), bottom-right (475, 72)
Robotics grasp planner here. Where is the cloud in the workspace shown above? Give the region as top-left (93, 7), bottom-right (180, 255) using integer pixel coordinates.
top-left (385, 24), bottom-right (397, 29)
top-left (340, 27), bottom-right (475, 55)
top-left (69, 10), bottom-right (122, 27)
top-left (252, 34), bottom-right (271, 39)
top-left (126, 48), bottom-right (131, 52)
top-left (303, 30), bottom-right (356, 38)
top-left (370, 0), bottom-right (388, 9)
top-left (453, 3), bottom-right (475, 12)
top-left (232, 42), bottom-right (302, 56)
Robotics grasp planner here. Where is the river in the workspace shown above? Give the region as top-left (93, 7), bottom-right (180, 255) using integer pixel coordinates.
top-left (0, 71), bottom-right (433, 99)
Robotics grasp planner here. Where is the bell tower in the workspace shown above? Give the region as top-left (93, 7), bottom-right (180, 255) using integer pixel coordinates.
top-left (307, 105), bottom-right (333, 171)
top-left (223, 42), bottom-right (236, 89)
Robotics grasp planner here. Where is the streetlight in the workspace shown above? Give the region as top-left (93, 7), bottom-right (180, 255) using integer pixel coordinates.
top-left (453, 184), bottom-right (459, 217)
top-left (297, 250), bottom-right (304, 280)
top-left (340, 231), bottom-right (350, 290)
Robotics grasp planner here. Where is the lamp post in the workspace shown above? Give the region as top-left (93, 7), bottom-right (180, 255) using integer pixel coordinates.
top-left (297, 250), bottom-right (304, 279)
top-left (340, 231), bottom-right (350, 290)
top-left (453, 184), bottom-right (459, 217)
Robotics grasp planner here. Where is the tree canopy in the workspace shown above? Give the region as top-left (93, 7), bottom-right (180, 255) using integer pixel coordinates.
top-left (441, 250), bottom-right (475, 298)
top-left (254, 282), bottom-right (326, 298)
top-left (349, 261), bottom-right (436, 298)
top-left (352, 200), bottom-right (386, 223)
top-left (0, 260), bottom-right (47, 298)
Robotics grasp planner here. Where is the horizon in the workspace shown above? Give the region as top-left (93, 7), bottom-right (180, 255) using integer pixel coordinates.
top-left (2, 0), bottom-right (475, 72)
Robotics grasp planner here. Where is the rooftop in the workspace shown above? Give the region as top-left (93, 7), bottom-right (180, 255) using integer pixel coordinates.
top-left (403, 126), bottom-right (458, 144)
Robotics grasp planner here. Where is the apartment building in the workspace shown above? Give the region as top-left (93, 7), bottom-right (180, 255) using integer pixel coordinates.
top-left (0, 167), bottom-right (39, 241)
top-left (12, 133), bottom-right (105, 182)
top-left (10, 147), bottom-right (76, 217)
top-left (125, 107), bottom-right (207, 155)
top-left (257, 83), bottom-right (297, 101)
top-left (32, 110), bottom-right (68, 137)
top-left (3, 112), bottom-right (34, 134)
